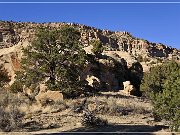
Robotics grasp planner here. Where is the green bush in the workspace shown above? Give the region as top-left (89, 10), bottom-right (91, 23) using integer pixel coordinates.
top-left (15, 26), bottom-right (89, 97)
top-left (10, 80), bottom-right (23, 93)
top-left (91, 40), bottom-right (104, 57)
top-left (153, 72), bottom-right (180, 131)
top-left (141, 61), bottom-right (180, 131)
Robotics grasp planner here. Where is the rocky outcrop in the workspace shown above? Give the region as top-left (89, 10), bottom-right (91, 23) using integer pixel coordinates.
top-left (35, 90), bottom-right (64, 105)
top-left (0, 21), bottom-right (179, 62)
top-left (0, 20), bottom-right (179, 91)
top-left (81, 55), bottom-right (128, 91)
top-left (122, 81), bottom-right (136, 95)
top-left (86, 75), bottom-right (100, 89)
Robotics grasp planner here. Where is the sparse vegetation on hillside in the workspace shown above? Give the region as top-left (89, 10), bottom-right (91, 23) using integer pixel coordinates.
top-left (141, 61), bottom-right (180, 131)
top-left (91, 40), bottom-right (104, 57)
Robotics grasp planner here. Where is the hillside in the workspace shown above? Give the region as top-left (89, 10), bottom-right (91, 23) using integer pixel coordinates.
top-left (0, 21), bottom-right (179, 134)
top-left (0, 20), bottom-right (179, 60)
top-left (0, 21), bottom-right (179, 84)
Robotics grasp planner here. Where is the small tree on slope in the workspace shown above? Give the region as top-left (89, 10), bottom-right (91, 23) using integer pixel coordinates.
top-left (141, 61), bottom-right (180, 131)
top-left (14, 26), bottom-right (88, 97)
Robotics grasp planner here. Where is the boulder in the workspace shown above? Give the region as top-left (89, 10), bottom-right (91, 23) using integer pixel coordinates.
top-left (86, 75), bottom-right (100, 89)
top-left (122, 81), bottom-right (136, 95)
top-left (35, 90), bottom-right (64, 106)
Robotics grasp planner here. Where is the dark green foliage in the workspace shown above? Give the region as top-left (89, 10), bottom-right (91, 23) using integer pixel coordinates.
top-left (15, 26), bottom-right (88, 97)
top-left (0, 65), bottom-right (10, 87)
top-left (141, 61), bottom-right (180, 131)
top-left (10, 79), bottom-right (23, 93)
top-left (154, 71), bottom-right (180, 131)
top-left (91, 40), bottom-right (104, 57)
top-left (141, 61), bottom-right (179, 96)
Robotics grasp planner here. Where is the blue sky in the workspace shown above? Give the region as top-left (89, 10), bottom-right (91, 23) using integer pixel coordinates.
top-left (0, 0), bottom-right (180, 49)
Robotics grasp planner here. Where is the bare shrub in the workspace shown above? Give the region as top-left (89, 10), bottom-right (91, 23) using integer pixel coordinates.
top-left (81, 109), bottom-right (107, 127)
top-left (86, 96), bottom-right (152, 116)
top-left (51, 100), bottom-right (69, 113)
top-left (0, 91), bottom-right (25, 132)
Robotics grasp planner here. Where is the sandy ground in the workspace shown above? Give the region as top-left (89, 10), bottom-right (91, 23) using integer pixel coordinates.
top-left (0, 91), bottom-right (175, 135)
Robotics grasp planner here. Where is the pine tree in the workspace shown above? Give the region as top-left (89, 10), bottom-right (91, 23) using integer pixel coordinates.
top-left (141, 61), bottom-right (179, 97)
top-left (15, 26), bottom-right (88, 96)
top-left (140, 61), bottom-right (180, 131)
top-left (153, 70), bottom-right (180, 131)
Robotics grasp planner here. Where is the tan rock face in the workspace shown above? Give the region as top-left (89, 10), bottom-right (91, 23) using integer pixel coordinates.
top-left (86, 75), bottom-right (100, 88)
top-left (0, 20), bottom-right (179, 89)
top-left (35, 90), bottom-right (64, 105)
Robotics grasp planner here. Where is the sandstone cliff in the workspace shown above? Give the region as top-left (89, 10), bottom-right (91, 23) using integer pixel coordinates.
top-left (0, 20), bottom-right (179, 86)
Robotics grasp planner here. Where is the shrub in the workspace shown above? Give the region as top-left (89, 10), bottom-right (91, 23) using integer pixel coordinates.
top-left (141, 61), bottom-right (180, 131)
top-left (10, 80), bottom-right (23, 93)
top-left (16, 27), bottom-right (89, 98)
top-left (91, 39), bottom-right (104, 57)
top-left (141, 61), bottom-right (179, 96)
top-left (153, 71), bottom-right (180, 131)
top-left (0, 91), bottom-right (24, 132)
top-left (81, 109), bottom-right (107, 126)
top-left (0, 106), bottom-right (24, 132)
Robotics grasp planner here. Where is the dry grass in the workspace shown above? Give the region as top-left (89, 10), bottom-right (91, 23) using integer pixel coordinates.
top-left (0, 91), bottom-right (25, 132)
top-left (85, 92), bottom-right (153, 116)
top-left (0, 90), bottom-right (154, 132)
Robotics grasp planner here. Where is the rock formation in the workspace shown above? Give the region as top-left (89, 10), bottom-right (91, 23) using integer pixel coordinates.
top-left (35, 84), bottom-right (64, 105)
top-left (122, 81), bottom-right (136, 95)
top-left (0, 21), bottom-right (179, 62)
top-left (0, 20), bottom-right (179, 92)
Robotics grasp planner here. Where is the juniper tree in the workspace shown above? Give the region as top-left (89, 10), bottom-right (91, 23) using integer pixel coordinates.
top-left (141, 61), bottom-right (179, 97)
top-left (140, 61), bottom-right (180, 131)
top-left (15, 26), bottom-right (88, 96)
top-left (91, 40), bottom-right (104, 57)
top-left (153, 71), bottom-right (180, 131)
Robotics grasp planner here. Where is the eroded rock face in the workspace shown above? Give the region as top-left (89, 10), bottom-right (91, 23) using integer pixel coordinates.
top-left (0, 20), bottom-right (179, 91)
top-left (82, 55), bottom-right (128, 91)
top-left (0, 21), bottom-right (178, 61)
